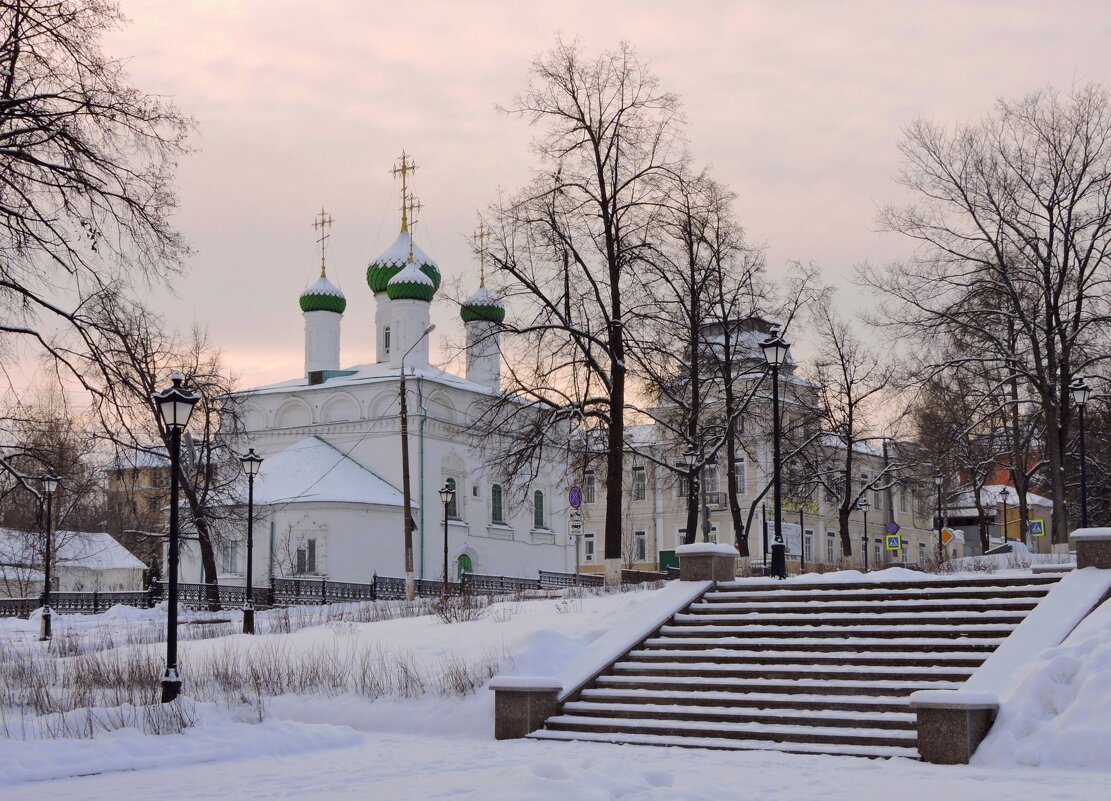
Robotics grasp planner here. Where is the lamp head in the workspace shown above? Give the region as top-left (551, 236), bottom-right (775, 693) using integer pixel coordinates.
top-left (759, 326), bottom-right (791, 369)
top-left (42, 467), bottom-right (60, 495)
top-left (438, 483), bottom-right (456, 505)
top-left (153, 371), bottom-right (199, 430)
top-left (933, 472), bottom-right (943, 487)
top-left (241, 447), bottom-right (264, 477)
top-left (1070, 377), bottom-right (1092, 406)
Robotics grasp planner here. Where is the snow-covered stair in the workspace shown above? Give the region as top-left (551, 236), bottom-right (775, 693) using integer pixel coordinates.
top-left (529, 574), bottom-right (1060, 759)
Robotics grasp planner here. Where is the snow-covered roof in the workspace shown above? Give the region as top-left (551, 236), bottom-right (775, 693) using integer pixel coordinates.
top-left (817, 435), bottom-right (886, 458)
top-left (249, 436), bottom-right (409, 508)
top-left (243, 361), bottom-right (501, 400)
top-left (0, 528), bottom-right (145, 572)
top-left (104, 447), bottom-right (170, 471)
top-left (372, 230), bottom-right (438, 269)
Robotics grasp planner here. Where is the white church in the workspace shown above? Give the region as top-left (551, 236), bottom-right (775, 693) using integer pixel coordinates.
top-left (178, 160), bottom-right (574, 587)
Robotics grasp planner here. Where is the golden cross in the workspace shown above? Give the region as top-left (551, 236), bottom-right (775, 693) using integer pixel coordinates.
top-left (473, 222), bottom-right (490, 286)
top-left (406, 192), bottom-right (423, 263)
top-left (390, 151), bottom-right (418, 232)
top-left (312, 207), bottom-right (334, 276)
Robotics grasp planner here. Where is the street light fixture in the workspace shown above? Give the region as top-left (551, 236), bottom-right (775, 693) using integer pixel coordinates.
top-left (857, 496), bottom-right (870, 572)
top-left (240, 448), bottom-right (263, 634)
top-left (399, 324), bottom-right (435, 600)
top-left (153, 371), bottom-right (199, 703)
top-left (933, 471), bottom-right (944, 563)
top-left (760, 326), bottom-right (791, 580)
top-left (681, 448), bottom-right (698, 546)
top-left (1070, 377), bottom-right (1092, 528)
top-left (438, 483), bottom-right (456, 592)
top-left (998, 486), bottom-right (1011, 547)
top-left (39, 467), bottom-right (60, 641)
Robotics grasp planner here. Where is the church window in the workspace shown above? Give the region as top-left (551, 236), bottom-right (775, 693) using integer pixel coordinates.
top-left (491, 484), bottom-right (505, 524)
top-left (632, 467), bottom-right (647, 501)
top-left (533, 490), bottom-right (545, 529)
top-left (445, 477), bottom-right (458, 518)
top-left (383, 326), bottom-right (392, 356)
top-left (221, 542), bottom-right (238, 574)
top-left (456, 553), bottom-right (473, 578)
top-left (296, 539), bottom-right (316, 574)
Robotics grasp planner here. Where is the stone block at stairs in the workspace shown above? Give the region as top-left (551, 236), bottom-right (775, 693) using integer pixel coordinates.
top-left (910, 690), bottom-right (998, 764)
top-left (490, 676), bottom-right (562, 740)
top-left (677, 543), bottom-right (738, 581)
top-left (1070, 528), bottom-right (1111, 570)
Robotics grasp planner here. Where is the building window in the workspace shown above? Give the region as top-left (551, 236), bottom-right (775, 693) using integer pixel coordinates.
top-left (445, 477), bottom-right (458, 518)
top-left (584, 532), bottom-right (595, 562)
top-left (632, 466), bottom-right (647, 501)
top-left (457, 553), bottom-right (473, 577)
top-left (734, 457), bottom-right (747, 493)
top-left (873, 485), bottom-right (883, 511)
top-left (584, 471), bottom-right (596, 504)
top-left (472, 484), bottom-right (480, 498)
top-left (804, 529), bottom-right (814, 561)
top-left (827, 533), bottom-right (836, 562)
top-left (491, 484), bottom-right (505, 524)
top-left (677, 472), bottom-right (689, 499)
top-left (296, 539), bottom-right (316, 574)
top-left (900, 488), bottom-right (910, 513)
top-left (533, 489), bottom-right (545, 529)
top-left (634, 530), bottom-right (647, 562)
top-left (919, 541), bottom-right (927, 564)
top-left (901, 538), bottom-right (909, 562)
top-left (383, 326), bottom-right (391, 355)
top-left (874, 539), bottom-right (881, 565)
top-left (704, 463), bottom-right (719, 494)
top-left (221, 542), bottom-right (238, 574)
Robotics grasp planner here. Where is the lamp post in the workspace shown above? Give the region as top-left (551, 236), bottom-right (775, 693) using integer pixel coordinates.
top-left (438, 483), bottom-right (455, 592)
top-left (1071, 377), bottom-right (1092, 528)
top-left (760, 327), bottom-right (791, 580)
top-left (39, 467), bottom-right (60, 641)
top-left (153, 372), bottom-right (199, 703)
top-left (858, 496), bottom-right (870, 572)
top-left (400, 324), bottom-right (435, 600)
top-left (934, 471), bottom-right (944, 563)
top-left (240, 448), bottom-right (263, 634)
top-left (998, 486), bottom-right (1011, 547)
top-left (681, 448), bottom-right (698, 546)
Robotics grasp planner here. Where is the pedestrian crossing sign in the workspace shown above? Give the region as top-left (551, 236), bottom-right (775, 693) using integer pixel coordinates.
top-left (885, 534), bottom-right (901, 551)
top-left (1029, 519), bottom-right (1045, 538)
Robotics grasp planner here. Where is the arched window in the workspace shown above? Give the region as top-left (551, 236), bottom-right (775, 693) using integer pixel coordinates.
top-left (533, 489), bottom-right (545, 529)
top-left (445, 477), bottom-right (458, 518)
top-left (491, 483), bottom-right (504, 524)
top-left (456, 553), bottom-right (473, 578)
top-left (383, 326), bottom-right (392, 355)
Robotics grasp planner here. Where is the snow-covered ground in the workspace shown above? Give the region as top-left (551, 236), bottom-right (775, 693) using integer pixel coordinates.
top-left (0, 572), bottom-right (1109, 800)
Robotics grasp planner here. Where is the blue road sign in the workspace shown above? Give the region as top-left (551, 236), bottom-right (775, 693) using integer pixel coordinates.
top-left (885, 534), bottom-right (901, 551)
top-left (569, 486), bottom-right (583, 509)
top-left (885, 521), bottom-right (901, 535)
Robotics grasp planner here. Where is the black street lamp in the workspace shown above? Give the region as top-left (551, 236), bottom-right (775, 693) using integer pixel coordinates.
top-left (240, 448), bottom-right (263, 635)
top-left (1071, 377), bottom-right (1092, 528)
top-left (934, 471), bottom-right (944, 563)
top-left (998, 486), bottom-right (1011, 547)
top-left (858, 496), bottom-right (870, 572)
top-left (153, 371), bottom-right (199, 703)
top-left (681, 448), bottom-right (698, 546)
top-left (760, 327), bottom-right (791, 580)
top-left (399, 324), bottom-right (435, 600)
top-left (39, 467), bottom-right (60, 641)
top-left (438, 482), bottom-right (456, 591)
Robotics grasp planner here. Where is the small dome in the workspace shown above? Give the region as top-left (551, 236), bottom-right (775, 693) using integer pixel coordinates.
top-left (299, 275), bottom-right (346, 314)
top-left (367, 231), bottom-right (441, 293)
top-left (386, 261), bottom-right (435, 302)
top-left (460, 285), bottom-right (505, 324)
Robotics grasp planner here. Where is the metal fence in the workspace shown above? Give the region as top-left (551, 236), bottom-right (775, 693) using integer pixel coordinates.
top-left (0, 568), bottom-right (626, 618)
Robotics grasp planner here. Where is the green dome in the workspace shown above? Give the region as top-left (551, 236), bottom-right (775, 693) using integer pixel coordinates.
top-left (460, 286), bottom-right (505, 324)
top-left (367, 231), bottom-right (440, 293)
top-left (299, 275), bottom-right (346, 313)
top-left (386, 262), bottom-right (436, 302)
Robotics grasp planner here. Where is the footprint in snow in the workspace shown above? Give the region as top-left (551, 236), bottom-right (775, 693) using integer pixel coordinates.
top-left (531, 762), bottom-right (571, 781)
top-left (641, 770), bottom-right (674, 788)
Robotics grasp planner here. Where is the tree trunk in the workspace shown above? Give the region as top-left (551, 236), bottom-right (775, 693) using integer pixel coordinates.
top-left (603, 330), bottom-right (626, 586)
top-left (726, 425), bottom-right (747, 556)
top-left (838, 506), bottom-right (852, 557)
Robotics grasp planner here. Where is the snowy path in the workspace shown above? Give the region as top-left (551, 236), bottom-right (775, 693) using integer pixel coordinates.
top-left (2, 730), bottom-right (1106, 801)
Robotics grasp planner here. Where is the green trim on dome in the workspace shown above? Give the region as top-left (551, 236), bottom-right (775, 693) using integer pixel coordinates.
top-left (300, 292), bottom-right (347, 313)
top-left (421, 263), bottom-right (441, 290)
top-left (387, 280), bottom-right (436, 302)
top-left (367, 262), bottom-right (404, 294)
top-left (460, 303), bottom-right (505, 324)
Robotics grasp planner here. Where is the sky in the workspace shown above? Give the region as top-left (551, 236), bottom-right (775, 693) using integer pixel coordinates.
top-left (99, 0), bottom-right (1111, 388)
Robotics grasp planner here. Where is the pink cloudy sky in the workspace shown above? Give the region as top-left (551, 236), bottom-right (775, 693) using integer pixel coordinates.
top-left (103, 0), bottom-right (1111, 388)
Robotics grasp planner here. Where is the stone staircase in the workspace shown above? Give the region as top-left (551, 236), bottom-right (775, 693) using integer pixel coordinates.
top-left (529, 574), bottom-right (1061, 758)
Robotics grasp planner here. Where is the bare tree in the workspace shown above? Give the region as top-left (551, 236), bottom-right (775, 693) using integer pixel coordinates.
top-left (866, 85), bottom-right (1111, 541)
top-left (482, 39), bottom-right (685, 583)
top-left (0, 1), bottom-right (190, 414)
top-left (70, 291), bottom-right (246, 599)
